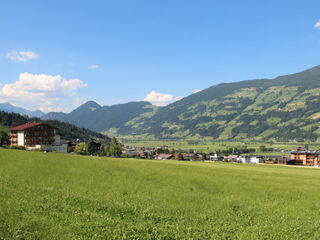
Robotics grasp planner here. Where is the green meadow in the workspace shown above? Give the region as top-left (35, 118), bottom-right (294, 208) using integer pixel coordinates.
top-left (1, 149), bottom-right (320, 239)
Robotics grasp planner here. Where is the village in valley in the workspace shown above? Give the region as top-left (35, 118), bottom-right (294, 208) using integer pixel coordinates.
top-left (2, 121), bottom-right (319, 167)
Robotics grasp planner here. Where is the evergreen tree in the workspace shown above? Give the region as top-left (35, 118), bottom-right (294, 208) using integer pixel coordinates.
top-left (108, 137), bottom-right (122, 157)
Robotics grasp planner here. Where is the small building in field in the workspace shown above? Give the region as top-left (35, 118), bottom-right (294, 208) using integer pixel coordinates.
top-left (9, 122), bottom-right (67, 152)
top-left (250, 155), bottom-right (264, 164)
top-left (154, 154), bottom-right (173, 160)
top-left (209, 152), bottom-right (218, 161)
top-left (237, 155), bottom-right (263, 164)
top-left (237, 155), bottom-right (251, 164)
top-left (209, 153), bottom-right (224, 161)
top-left (182, 153), bottom-right (203, 161)
top-left (264, 155), bottom-right (289, 164)
top-left (226, 155), bottom-right (239, 162)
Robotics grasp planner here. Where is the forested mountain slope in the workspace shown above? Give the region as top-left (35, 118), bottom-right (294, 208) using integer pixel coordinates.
top-left (44, 65), bottom-right (320, 141)
top-left (0, 111), bottom-right (109, 142)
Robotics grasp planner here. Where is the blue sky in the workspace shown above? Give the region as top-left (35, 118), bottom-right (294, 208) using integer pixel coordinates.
top-left (0, 0), bottom-right (320, 112)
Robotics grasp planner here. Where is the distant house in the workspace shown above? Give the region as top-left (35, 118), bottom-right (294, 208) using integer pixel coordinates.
top-left (290, 149), bottom-right (320, 166)
top-left (237, 156), bottom-right (251, 164)
top-left (209, 153), bottom-right (218, 161)
top-left (250, 155), bottom-right (264, 164)
top-left (264, 155), bottom-right (289, 164)
top-left (209, 153), bottom-right (224, 161)
top-left (226, 155), bottom-right (239, 162)
top-left (182, 153), bottom-right (202, 161)
top-left (277, 156), bottom-right (289, 165)
top-left (122, 147), bottom-right (154, 159)
top-left (154, 154), bottom-right (173, 160)
top-left (236, 155), bottom-right (264, 164)
top-left (9, 122), bottom-right (67, 152)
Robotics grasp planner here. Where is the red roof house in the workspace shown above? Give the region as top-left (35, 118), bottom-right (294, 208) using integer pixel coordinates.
top-left (9, 122), bottom-right (60, 147)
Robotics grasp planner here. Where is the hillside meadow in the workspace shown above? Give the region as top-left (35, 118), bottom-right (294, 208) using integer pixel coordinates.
top-left (1, 149), bottom-right (320, 239)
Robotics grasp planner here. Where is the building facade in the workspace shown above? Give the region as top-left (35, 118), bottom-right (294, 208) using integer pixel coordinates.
top-left (290, 149), bottom-right (320, 166)
top-left (9, 123), bottom-right (61, 148)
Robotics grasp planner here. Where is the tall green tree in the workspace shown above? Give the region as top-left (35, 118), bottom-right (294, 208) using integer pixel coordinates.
top-left (108, 137), bottom-right (122, 157)
top-left (75, 143), bottom-right (89, 155)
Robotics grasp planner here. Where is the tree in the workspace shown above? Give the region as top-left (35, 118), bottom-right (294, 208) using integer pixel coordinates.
top-left (259, 145), bottom-right (267, 152)
top-left (0, 131), bottom-right (9, 146)
top-left (87, 142), bottom-right (99, 155)
top-left (75, 143), bottom-right (89, 155)
top-left (108, 137), bottom-right (122, 157)
top-left (177, 153), bottom-right (184, 161)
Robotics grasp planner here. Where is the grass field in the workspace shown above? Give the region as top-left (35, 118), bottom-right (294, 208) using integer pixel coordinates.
top-left (1, 149), bottom-right (320, 239)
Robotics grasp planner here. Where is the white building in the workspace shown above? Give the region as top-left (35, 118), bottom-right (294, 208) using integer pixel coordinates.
top-left (250, 156), bottom-right (264, 164)
top-left (237, 156), bottom-right (251, 164)
top-left (9, 122), bottom-right (67, 153)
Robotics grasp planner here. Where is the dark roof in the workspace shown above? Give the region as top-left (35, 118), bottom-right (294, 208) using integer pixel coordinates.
top-left (9, 122), bottom-right (58, 131)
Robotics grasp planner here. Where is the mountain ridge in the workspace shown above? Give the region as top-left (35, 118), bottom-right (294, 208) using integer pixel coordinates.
top-left (0, 102), bottom-right (45, 118)
top-left (6, 65), bottom-right (320, 141)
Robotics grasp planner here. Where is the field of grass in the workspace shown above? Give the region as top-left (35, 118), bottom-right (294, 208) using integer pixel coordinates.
top-left (2, 149), bottom-right (320, 239)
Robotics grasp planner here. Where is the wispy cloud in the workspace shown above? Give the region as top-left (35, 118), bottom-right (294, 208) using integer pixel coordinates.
top-left (0, 72), bottom-right (87, 112)
top-left (88, 64), bottom-right (99, 69)
top-left (144, 90), bottom-right (181, 106)
top-left (314, 20), bottom-right (320, 28)
top-left (193, 89), bottom-right (202, 93)
top-left (6, 51), bottom-right (39, 62)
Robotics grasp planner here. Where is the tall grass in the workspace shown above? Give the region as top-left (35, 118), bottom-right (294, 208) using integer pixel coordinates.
top-left (1, 149), bottom-right (320, 239)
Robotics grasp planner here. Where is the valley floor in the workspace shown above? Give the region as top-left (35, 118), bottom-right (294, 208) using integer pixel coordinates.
top-left (121, 138), bottom-right (319, 155)
top-left (1, 149), bottom-right (320, 239)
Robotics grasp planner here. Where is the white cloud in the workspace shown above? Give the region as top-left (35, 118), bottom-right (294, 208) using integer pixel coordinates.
top-left (144, 90), bottom-right (181, 106)
top-left (0, 72), bottom-right (87, 112)
top-left (6, 51), bottom-right (39, 62)
top-left (88, 64), bottom-right (99, 69)
top-left (314, 20), bottom-right (320, 28)
top-left (193, 89), bottom-right (202, 93)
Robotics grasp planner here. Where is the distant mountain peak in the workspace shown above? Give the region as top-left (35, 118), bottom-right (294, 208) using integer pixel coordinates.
top-left (80, 101), bottom-right (102, 109)
top-left (0, 102), bottom-right (44, 118)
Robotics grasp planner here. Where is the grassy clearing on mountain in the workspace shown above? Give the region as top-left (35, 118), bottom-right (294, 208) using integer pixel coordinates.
top-left (2, 149), bottom-right (320, 239)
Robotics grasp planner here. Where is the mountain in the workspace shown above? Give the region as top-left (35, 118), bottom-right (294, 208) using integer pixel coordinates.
top-left (41, 112), bottom-right (67, 120)
top-left (42, 101), bottom-right (156, 133)
top-left (43, 65), bottom-right (320, 141)
top-left (0, 102), bottom-right (44, 118)
top-left (0, 111), bottom-right (110, 142)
